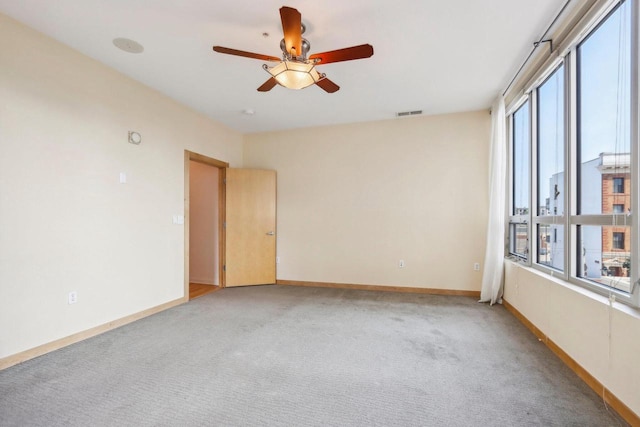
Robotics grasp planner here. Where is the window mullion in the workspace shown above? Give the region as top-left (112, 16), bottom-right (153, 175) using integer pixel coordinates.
top-left (570, 214), bottom-right (634, 226)
top-left (562, 53), bottom-right (573, 281)
top-left (529, 90), bottom-right (537, 266)
top-left (568, 47), bottom-right (578, 280)
top-left (630, 0), bottom-right (639, 304)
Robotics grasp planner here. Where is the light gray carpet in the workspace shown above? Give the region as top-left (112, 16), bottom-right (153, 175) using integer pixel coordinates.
top-left (0, 285), bottom-right (628, 426)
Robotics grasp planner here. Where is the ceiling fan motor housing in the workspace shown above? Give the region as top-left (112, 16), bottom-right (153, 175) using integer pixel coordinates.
top-left (280, 38), bottom-right (311, 61)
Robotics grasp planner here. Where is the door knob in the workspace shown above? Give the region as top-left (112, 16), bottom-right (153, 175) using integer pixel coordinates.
top-left (266, 231), bottom-right (275, 236)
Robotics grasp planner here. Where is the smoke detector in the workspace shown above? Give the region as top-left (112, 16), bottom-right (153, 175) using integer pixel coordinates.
top-left (113, 38), bottom-right (144, 54)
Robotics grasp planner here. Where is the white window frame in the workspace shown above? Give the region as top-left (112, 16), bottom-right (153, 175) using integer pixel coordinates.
top-left (508, 98), bottom-right (532, 262)
top-left (568, 0), bottom-right (638, 305)
top-left (531, 63), bottom-right (569, 279)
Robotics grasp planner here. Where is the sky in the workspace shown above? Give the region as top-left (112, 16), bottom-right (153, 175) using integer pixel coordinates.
top-left (537, 64), bottom-right (564, 213)
top-left (578, 0), bottom-right (631, 163)
top-left (513, 100), bottom-right (530, 212)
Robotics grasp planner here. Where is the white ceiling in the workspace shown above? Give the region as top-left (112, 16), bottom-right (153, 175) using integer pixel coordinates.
top-left (0, 0), bottom-right (566, 133)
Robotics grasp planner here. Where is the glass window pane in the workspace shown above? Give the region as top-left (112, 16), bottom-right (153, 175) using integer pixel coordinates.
top-left (613, 204), bottom-right (625, 213)
top-left (537, 66), bottom-right (565, 217)
top-left (513, 101), bottom-right (530, 216)
top-left (578, 225), bottom-right (631, 293)
top-left (510, 223), bottom-right (528, 258)
top-left (613, 177), bottom-right (624, 193)
top-left (577, 1), bottom-right (631, 215)
top-left (537, 224), bottom-right (564, 271)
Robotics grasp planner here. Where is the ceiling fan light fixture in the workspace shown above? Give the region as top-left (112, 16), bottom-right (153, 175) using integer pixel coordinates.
top-left (213, 7), bottom-right (372, 93)
top-left (264, 60), bottom-right (321, 90)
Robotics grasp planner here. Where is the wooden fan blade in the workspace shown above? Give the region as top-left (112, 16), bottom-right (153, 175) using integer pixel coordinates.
top-left (213, 46), bottom-right (280, 62)
top-left (316, 77), bottom-right (340, 93)
top-left (280, 6), bottom-right (302, 56)
top-left (257, 77), bottom-right (278, 92)
top-left (309, 44), bottom-right (374, 65)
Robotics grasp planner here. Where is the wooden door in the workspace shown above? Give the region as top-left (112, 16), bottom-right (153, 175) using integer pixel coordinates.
top-left (225, 169), bottom-right (276, 287)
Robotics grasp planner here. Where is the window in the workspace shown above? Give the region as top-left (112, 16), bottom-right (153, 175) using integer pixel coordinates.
top-left (513, 102), bottom-right (530, 217)
top-left (578, 225), bottom-right (631, 292)
top-left (613, 177), bottom-right (624, 193)
top-left (506, 0), bottom-right (637, 306)
top-left (613, 232), bottom-right (625, 250)
top-left (576, 1), bottom-right (631, 291)
top-left (537, 65), bottom-right (565, 218)
top-left (509, 101), bottom-right (530, 259)
top-left (535, 65), bottom-right (565, 271)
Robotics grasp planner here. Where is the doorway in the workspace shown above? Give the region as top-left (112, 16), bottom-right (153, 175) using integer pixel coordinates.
top-left (184, 151), bottom-right (228, 300)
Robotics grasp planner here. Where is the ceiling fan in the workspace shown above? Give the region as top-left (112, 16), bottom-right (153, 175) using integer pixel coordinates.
top-left (213, 6), bottom-right (374, 93)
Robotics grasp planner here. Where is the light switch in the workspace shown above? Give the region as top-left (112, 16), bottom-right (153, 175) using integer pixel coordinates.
top-left (119, 172), bottom-right (127, 184)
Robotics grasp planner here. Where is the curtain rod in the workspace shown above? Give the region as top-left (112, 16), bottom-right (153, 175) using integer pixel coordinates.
top-left (502, 0), bottom-right (573, 97)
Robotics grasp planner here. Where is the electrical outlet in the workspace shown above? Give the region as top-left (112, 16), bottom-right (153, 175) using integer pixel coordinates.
top-left (473, 263), bottom-right (480, 271)
top-left (399, 259), bottom-right (405, 268)
top-left (68, 291), bottom-right (78, 304)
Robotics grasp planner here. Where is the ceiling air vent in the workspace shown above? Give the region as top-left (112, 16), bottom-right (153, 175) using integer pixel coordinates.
top-left (396, 110), bottom-right (423, 117)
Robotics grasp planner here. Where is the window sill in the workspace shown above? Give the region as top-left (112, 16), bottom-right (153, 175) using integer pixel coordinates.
top-left (504, 258), bottom-right (640, 318)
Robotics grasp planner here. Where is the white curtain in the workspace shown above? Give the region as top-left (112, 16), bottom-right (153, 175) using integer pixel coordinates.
top-left (480, 96), bottom-right (507, 305)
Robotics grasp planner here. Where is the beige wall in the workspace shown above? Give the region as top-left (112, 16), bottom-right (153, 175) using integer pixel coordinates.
top-left (244, 111), bottom-right (491, 290)
top-left (0, 14), bottom-right (242, 359)
top-left (504, 261), bottom-right (640, 417)
top-left (189, 161), bottom-right (219, 285)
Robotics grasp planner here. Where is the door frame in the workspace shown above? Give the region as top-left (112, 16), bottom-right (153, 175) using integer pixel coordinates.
top-left (184, 150), bottom-right (228, 300)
